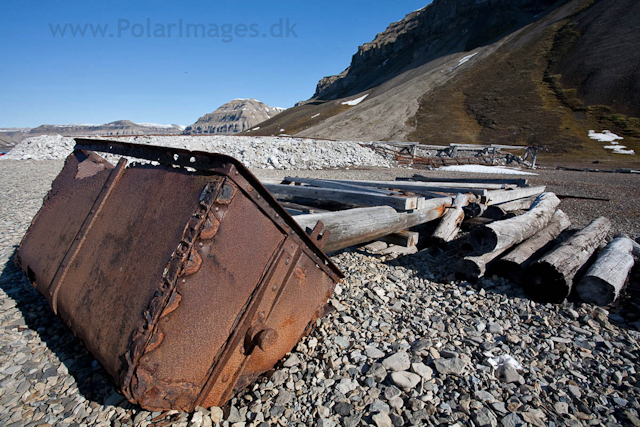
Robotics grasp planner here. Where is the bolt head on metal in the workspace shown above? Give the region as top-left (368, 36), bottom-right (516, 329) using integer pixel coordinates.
top-left (254, 328), bottom-right (278, 352)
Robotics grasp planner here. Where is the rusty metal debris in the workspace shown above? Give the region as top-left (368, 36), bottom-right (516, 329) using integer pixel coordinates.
top-left (15, 139), bottom-right (343, 412)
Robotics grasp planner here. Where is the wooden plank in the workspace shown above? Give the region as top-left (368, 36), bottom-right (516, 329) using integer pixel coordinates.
top-left (470, 193), bottom-right (560, 253)
top-left (279, 201), bottom-right (329, 214)
top-left (525, 217), bottom-right (611, 304)
top-left (576, 236), bottom-right (639, 306)
top-left (409, 175), bottom-right (528, 187)
top-left (282, 177), bottom-right (398, 195)
top-left (327, 179), bottom-right (488, 196)
top-left (482, 186), bottom-right (545, 205)
top-left (263, 183), bottom-right (420, 211)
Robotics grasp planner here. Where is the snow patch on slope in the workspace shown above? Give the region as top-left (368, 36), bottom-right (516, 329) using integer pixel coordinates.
top-left (342, 94), bottom-right (369, 106)
top-left (589, 130), bottom-right (635, 155)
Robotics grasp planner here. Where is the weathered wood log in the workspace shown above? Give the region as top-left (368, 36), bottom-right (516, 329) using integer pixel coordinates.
top-left (482, 186), bottom-right (546, 205)
top-left (470, 192), bottom-right (560, 253)
top-left (525, 217), bottom-right (612, 303)
top-left (264, 183), bottom-right (421, 210)
top-left (484, 196), bottom-right (539, 219)
top-left (576, 236), bottom-right (640, 306)
top-left (455, 250), bottom-right (506, 281)
top-left (493, 210), bottom-right (571, 282)
top-left (463, 203), bottom-right (486, 218)
top-left (432, 194), bottom-right (469, 243)
top-left (294, 198), bottom-right (451, 253)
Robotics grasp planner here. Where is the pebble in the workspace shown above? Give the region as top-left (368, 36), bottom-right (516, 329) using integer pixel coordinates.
top-left (389, 371), bottom-right (421, 389)
top-left (365, 346), bottom-right (386, 359)
top-left (473, 407), bottom-right (498, 427)
top-left (381, 352), bottom-right (410, 372)
top-left (434, 357), bottom-right (467, 375)
top-left (372, 412), bottom-right (393, 427)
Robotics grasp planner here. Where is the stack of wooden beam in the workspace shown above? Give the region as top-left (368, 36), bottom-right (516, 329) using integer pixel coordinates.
top-left (261, 174), bottom-right (543, 253)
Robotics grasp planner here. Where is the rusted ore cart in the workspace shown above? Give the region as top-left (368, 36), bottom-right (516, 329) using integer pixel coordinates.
top-left (15, 139), bottom-right (343, 411)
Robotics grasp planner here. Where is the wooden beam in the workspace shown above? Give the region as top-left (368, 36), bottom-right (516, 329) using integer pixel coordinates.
top-left (409, 175), bottom-right (528, 187)
top-left (279, 201), bottom-right (329, 214)
top-left (481, 186), bottom-right (545, 205)
top-left (282, 177), bottom-right (398, 195)
top-left (470, 192), bottom-right (560, 253)
top-left (576, 236), bottom-right (639, 306)
top-left (264, 183), bottom-right (421, 211)
top-left (493, 210), bottom-right (571, 282)
top-left (525, 217), bottom-right (611, 304)
top-left (327, 179), bottom-right (488, 195)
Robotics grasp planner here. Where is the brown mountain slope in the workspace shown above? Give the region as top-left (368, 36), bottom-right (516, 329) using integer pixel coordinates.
top-left (408, 0), bottom-right (640, 163)
top-left (249, 0), bottom-right (639, 166)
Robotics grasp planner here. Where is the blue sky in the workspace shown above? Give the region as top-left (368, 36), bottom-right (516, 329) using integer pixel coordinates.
top-left (0, 0), bottom-right (429, 127)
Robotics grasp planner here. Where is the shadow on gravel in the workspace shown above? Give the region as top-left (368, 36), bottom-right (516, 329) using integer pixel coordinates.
top-left (0, 250), bottom-right (133, 409)
top-left (376, 241), bottom-right (640, 332)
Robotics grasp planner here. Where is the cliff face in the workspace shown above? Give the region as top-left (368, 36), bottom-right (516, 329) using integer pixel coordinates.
top-left (312, 0), bottom-right (561, 101)
top-left (184, 99), bottom-right (284, 135)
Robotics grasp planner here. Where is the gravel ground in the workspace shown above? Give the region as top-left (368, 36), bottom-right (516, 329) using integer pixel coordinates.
top-left (1, 160), bottom-right (639, 427)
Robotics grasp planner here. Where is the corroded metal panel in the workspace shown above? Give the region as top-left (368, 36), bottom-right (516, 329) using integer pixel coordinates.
top-left (16, 140), bottom-right (343, 412)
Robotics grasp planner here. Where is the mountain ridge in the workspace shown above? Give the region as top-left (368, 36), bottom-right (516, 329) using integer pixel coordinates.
top-left (183, 99), bottom-right (284, 135)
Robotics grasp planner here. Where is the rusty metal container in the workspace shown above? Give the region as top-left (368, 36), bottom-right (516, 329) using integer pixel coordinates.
top-left (15, 139), bottom-right (342, 411)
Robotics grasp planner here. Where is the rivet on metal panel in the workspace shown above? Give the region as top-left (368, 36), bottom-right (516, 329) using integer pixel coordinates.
top-left (258, 311), bottom-right (265, 319)
top-left (215, 207), bottom-right (219, 212)
top-left (271, 284), bottom-right (277, 292)
top-left (285, 257), bottom-right (290, 265)
top-left (254, 329), bottom-right (278, 352)
top-left (221, 374), bottom-right (230, 383)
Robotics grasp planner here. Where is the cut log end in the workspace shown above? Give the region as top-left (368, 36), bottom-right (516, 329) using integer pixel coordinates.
top-left (525, 261), bottom-right (570, 304)
top-left (469, 226), bottom-right (498, 254)
top-left (577, 276), bottom-right (618, 306)
top-left (492, 259), bottom-right (524, 283)
top-left (454, 259), bottom-right (484, 282)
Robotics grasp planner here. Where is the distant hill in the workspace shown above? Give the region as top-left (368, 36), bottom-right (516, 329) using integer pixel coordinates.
top-left (248, 0), bottom-right (639, 164)
top-left (29, 120), bottom-right (185, 137)
top-left (183, 99), bottom-right (285, 135)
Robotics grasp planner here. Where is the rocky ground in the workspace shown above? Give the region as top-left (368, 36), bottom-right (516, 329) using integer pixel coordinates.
top-left (1, 160), bottom-right (639, 427)
top-left (1, 135), bottom-right (393, 171)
